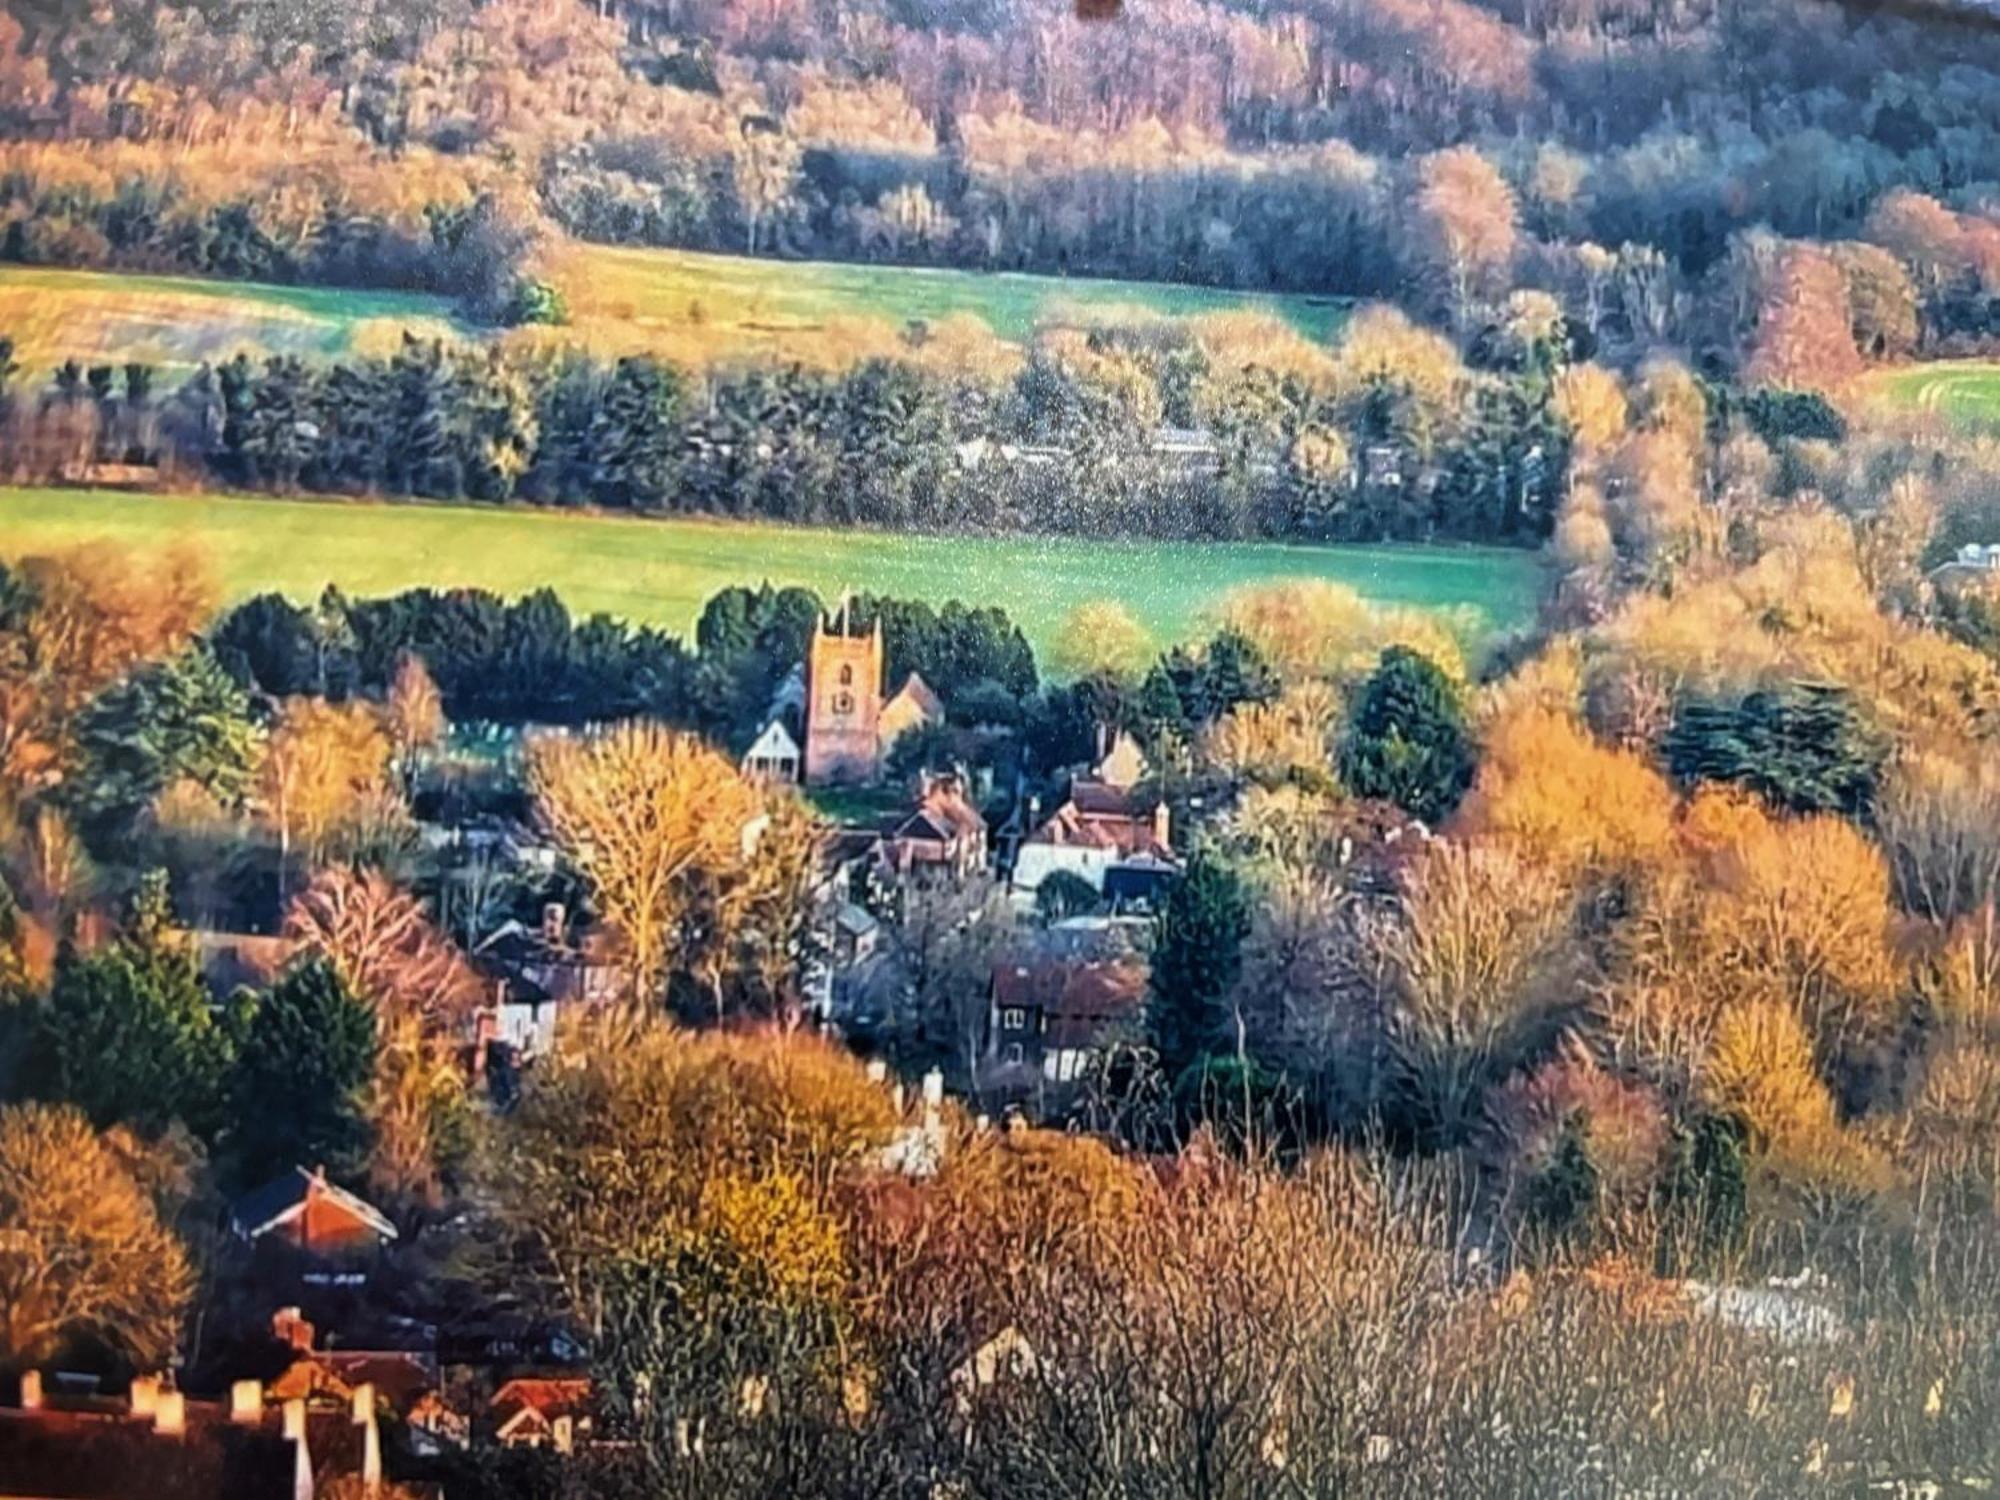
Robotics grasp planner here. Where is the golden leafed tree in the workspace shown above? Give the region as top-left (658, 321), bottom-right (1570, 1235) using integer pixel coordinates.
top-left (1742, 244), bottom-right (1863, 393)
top-left (1214, 578), bottom-right (1467, 686)
top-left (1702, 997), bottom-right (1893, 1195)
top-left (259, 698), bottom-right (400, 872)
top-left (384, 652), bottom-right (446, 773)
top-left (1453, 705), bottom-right (1677, 887)
top-left (0, 544), bottom-right (213, 802)
top-left (283, 865), bottom-right (482, 1030)
top-left (1049, 600), bottom-right (1154, 681)
top-left (0, 1102), bottom-right (192, 1370)
top-left (528, 721), bottom-right (767, 1005)
top-left (1551, 363), bottom-right (1629, 457)
top-left (1204, 681), bottom-right (1340, 786)
top-left (494, 1019), bottom-right (896, 1326)
top-left (1409, 146), bottom-right (1518, 327)
top-left (367, 1011), bottom-right (471, 1213)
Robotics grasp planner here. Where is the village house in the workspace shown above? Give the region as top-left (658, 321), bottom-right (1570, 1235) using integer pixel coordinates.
top-left (230, 1167), bottom-right (399, 1266)
top-left (880, 770), bottom-right (989, 879)
top-left (490, 1377), bottom-right (595, 1452)
top-left (740, 718), bottom-right (802, 783)
top-left (986, 952), bottom-right (1147, 1085)
top-left (1009, 777), bottom-right (1177, 909)
top-left (473, 902), bottom-right (620, 1058)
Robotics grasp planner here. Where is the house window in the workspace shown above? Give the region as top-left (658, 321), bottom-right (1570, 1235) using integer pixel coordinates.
top-left (1004, 1043), bottom-right (1024, 1066)
top-left (1001, 1007), bottom-right (1027, 1031)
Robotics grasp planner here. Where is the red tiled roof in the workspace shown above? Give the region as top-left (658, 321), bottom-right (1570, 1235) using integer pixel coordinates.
top-left (491, 1378), bottom-right (592, 1424)
top-left (992, 958), bottom-right (1146, 1020)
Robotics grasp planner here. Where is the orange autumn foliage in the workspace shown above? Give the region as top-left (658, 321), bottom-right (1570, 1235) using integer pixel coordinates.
top-left (1452, 706), bottom-right (1677, 885)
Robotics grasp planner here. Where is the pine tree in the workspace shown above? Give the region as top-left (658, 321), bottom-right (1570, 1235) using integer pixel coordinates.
top-left (1148, 850), bottom-right (1252, 1083)
top-left (227, 957), bottom-right (378, 1186)
top-left (590, 357), bottom-right (683, 510)
top-left (1338, 646), bottom-right (1475, 823)
top-left (39, 873), bottom-right (233, 1139)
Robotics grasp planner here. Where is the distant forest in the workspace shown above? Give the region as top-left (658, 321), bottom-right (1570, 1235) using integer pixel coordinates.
top-left (2, 0), bottom-right (2000, 376)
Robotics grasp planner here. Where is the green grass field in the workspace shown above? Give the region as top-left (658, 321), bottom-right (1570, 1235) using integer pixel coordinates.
top-left (0, 249), bottom-right (1344, 379)
top-left (0, 487), bottom-right (1540, 663)
top-left (0, 265), bottom-right (466, 375)
top-left (1859, 362), bottom-right (2000, 431)
top-left (560, 243), bottom-right (1348, 346)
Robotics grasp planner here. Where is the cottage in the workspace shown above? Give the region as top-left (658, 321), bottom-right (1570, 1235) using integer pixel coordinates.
top-left (877, 670), bottom-right (945, 755)
top-left (1009, 775), bottom-right (1175, 906)
top-left (740, 719), bottom-right (802, 783)
top-left (476, 904), bottom-right (619, 1007)
top-left (230, 1168), bottom-right (399, 1258)
top-left (882, 771), bottom-right (989, 879)
top-left (987, 954), bottom-right (1147, 1084)
top-left (490, 1377), bottom-right (594, 1452)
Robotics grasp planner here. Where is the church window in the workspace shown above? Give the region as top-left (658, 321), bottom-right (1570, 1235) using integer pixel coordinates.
top-left (839, 665), bottom-right (854, 686)
top-left (834, 691), bottom-right (854, 714)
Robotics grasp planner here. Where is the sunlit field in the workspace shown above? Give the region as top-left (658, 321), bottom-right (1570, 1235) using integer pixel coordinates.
top-left (0, 249), bottom-right (1347, 380)
top-left (551, 240), bottom-right (1349, 347)
top-left (0, 264), bottom-right (466, 374)
top-left (1858, 361), bottom-right (2000, 431)
top-left (0, 486), bottom-right (1540, 660)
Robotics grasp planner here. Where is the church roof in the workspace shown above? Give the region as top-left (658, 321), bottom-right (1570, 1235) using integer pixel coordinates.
top-left (885, 672), bottom-right (944, 721)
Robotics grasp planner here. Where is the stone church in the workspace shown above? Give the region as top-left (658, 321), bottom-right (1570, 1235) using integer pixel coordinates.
top-left (803, 604), bottom-right (945, 786)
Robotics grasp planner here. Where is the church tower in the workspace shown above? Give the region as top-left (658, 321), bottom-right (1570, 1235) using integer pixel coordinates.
top-left (804, 600), bottom-right (884, 786)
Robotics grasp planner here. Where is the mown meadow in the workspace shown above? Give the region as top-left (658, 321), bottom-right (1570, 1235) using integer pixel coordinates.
top-left (0, 486), bottom-right (1539, 663)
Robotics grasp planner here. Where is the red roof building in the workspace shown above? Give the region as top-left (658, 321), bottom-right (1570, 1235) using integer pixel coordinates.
top-left (490, 1377), bottom-right (595, 1452)
top-left (987, 955), bottom-right (1147, 1085)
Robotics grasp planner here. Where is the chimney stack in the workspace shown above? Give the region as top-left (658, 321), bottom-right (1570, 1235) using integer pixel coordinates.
top-left (153, 1389), bottom-right (186, 1437)
top-left (127, 1374), bottom-right (159, 1418)
top-left (230, 1380), bottom-right (263, 1423)
top-left (272, 1305), bottom-right (316, 1352)
top-left (18, 1371), bottom-right (42, 1411)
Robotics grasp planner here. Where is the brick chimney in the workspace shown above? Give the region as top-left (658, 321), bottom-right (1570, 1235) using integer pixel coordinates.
top-left (272, 1306), bottom-right (316, 1353)
top-left (127, 1374), bottom-right (159, 1418)
top-left (229, 1379), bottom-right (263, 1424)
top-left (17, 1371), bottom-right (41, 1411)
top-left (153, 1389), bottom-right (186, 1437)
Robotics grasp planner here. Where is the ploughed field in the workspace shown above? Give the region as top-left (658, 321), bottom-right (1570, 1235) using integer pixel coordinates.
top-left (0, 487), bottom-right (1541, 664)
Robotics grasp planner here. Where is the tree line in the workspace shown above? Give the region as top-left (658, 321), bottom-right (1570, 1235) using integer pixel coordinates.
top-left (1, 305), bottom-right (1585, 546)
